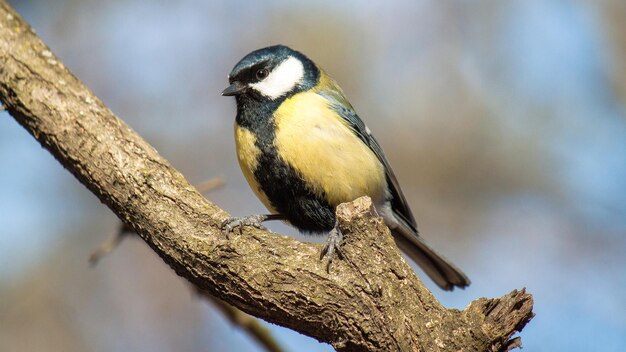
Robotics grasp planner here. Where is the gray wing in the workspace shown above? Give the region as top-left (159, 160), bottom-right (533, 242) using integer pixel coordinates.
top-left (318, 91), bottom-right (417, 232)
top-left (318, 90), bottom-right (471, 290)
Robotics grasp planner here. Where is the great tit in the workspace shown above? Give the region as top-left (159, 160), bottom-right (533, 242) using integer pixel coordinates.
top-left (221, 45), bottom-right (470, 291)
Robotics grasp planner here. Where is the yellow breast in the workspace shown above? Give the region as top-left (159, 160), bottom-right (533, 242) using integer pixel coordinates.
top-left (273, 91), bottom-right (386, 206)
top-left (234, 125), bottom-right (277, 213)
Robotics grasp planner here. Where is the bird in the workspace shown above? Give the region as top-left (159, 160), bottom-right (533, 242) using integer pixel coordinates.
top-left (221, 45), bottom-right (470, 290)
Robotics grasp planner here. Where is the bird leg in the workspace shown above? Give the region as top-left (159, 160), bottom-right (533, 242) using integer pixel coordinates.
top-left (221, 214), bottom-right (285, 237)
top-left (320, 220), bottom-right (344, 272)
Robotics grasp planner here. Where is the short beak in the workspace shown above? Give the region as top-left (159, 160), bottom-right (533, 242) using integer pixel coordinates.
top-left (221, 81), bottom-right (247, 96)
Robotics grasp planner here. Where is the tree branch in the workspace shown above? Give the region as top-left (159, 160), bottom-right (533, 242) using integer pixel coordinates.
top-left (0, 2), bottom-right (534, 351)
top-left (89, 177), bottom-right (286, 352)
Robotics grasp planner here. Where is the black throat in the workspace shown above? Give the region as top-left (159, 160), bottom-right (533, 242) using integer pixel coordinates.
top-left (235, 95), bottom-right (282, 146)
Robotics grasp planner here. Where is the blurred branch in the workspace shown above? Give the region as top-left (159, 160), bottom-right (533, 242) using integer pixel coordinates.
top-left (196, 289), bottom-right (285, 352)
top-left (88, 223), bottom-right (131, 266)
top-left (89, 177), bottom-right (225, 266)
top-left (597, 1), bottom-right (626, 109)
top-left (0, 2), bottom-right (533, 351)
top-left (193, 177), bottom-right (225, 193)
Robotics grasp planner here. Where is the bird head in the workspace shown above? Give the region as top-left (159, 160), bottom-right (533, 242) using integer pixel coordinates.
top-left (222, 45), bottom-right (319, 101)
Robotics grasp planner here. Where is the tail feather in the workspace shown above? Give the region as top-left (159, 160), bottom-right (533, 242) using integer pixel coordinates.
top-left (391, 224), bottom-right (470, 291)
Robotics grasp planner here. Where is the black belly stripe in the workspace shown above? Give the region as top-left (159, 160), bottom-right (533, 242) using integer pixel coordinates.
top-left (253, 145), bottom-right (336, 233)
top-left (235, 95), bottom-right (335, 233)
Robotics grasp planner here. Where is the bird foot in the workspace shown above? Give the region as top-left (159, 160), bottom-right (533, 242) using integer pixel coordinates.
top-left (221, 215), bottom-right (268, 238)
top-left (320, 222), bottom-right (344, 272)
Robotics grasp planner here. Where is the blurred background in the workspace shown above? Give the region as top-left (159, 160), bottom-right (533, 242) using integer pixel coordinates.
top-left (1, 0), bottom-right (625, 351)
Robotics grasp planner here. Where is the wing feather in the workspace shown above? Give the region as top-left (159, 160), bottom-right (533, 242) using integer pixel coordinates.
top-left (316, 87), bottom-right (417, 231)
top-left (315, 77), bottom-right (470, 290)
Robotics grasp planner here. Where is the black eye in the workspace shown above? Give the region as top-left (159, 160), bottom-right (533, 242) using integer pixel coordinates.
top-left (256, 69), bottom-right (269, 80)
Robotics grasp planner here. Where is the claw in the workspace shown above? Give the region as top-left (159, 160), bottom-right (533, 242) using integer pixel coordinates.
top-left (320, 222), bottom-right (343, 272)
top-left (221, 215), bottom-right (268, 238)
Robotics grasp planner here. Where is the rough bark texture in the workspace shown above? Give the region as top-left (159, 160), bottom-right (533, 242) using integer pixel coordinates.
top-left (0, 2), bottom-right (534, 351)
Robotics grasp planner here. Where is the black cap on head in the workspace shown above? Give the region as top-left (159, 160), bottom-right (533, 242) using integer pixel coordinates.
top-left (223, 45), bottom-right (319, 99)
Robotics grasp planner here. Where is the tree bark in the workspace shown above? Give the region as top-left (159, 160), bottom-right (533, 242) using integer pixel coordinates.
top-left (0, 2), bottom-right (534, 351)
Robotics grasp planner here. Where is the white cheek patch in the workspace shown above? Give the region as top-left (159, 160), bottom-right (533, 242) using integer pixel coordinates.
top-left (250, 56), bottom-right (304, 99)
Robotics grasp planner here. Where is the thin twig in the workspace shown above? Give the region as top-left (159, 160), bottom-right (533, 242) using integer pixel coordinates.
top-left (194, 177), bottom-right (225, 194)
top-left (90, 177), bottom-right (224, 266)
top-left (195, 288), bottom-right (285, 352)
top-left (88, 223), bottom-right (131, 266)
